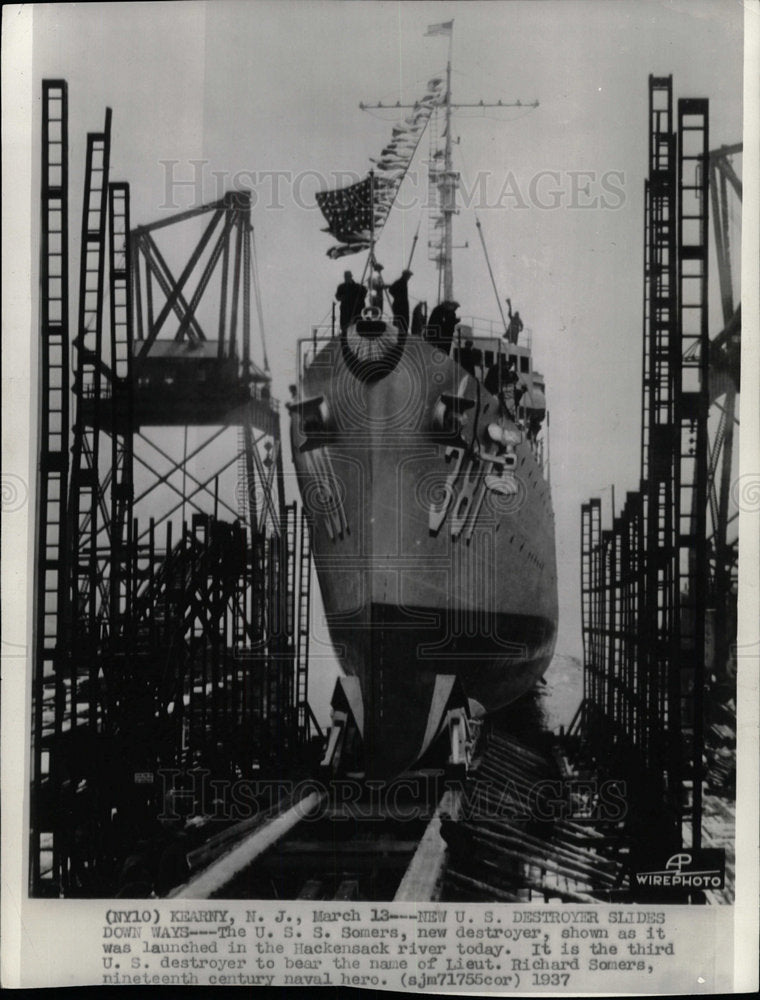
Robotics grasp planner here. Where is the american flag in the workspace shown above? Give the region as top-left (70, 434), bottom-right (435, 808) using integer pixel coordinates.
top-left (316, 176), bottom-right (374, 242)
top-left (316, 73), bottom-right (444, 258)
top-left (425, 20), bottom-right (453, 36)
top-left (325, 239), bottom-right (371, 260)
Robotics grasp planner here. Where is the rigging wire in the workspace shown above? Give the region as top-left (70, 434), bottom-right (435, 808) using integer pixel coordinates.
top-left (376, 111), bottom-right (434, 235)
top-left (360, 68), bottom-right (447, 120)
top-left (475, 217), bottom-right (509, 337)
top-left (250, 224), bottom-right (270, 372)
top-left (455, 139), bottom-right (509, 335)
top-left (406, 220), bottom-right (421, 270)
top-left (353, 90), bottom-right (440, 279)
top-left (455, 107), bottom-right (537, 123)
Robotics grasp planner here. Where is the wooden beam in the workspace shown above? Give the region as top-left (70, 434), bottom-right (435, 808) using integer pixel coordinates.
top-left (277, 839), bottom-right (419, 855)
top-left (166, 790), bottom-right (325, 898)
top-left (394, 788), bottom-right (462, 902)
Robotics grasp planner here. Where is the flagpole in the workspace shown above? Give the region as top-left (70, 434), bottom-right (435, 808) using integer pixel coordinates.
top-left (406, 220), bottom-right (421, 271)
top-left (369, 169), bottom-right (375, 268)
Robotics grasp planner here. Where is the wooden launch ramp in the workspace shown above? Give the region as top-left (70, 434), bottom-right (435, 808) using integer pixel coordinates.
top-left (159, 725), bottom-right (629, 902)
top-left (436, 730), bottom-right (629, 902)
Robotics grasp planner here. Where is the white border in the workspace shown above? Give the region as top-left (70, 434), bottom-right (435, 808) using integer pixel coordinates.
top-left (1, 1), bottom-right (758, 991)
top-left (1, 4), bottom-right (34, 990)
top-left (733, 0), bottom-right (760, 991)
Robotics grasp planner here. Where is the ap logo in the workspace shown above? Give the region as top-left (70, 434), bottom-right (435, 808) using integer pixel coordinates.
top-left (665, 853), bottom-right (692, 873)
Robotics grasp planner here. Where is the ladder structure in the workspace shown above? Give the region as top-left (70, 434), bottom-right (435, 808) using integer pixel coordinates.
top-left (107, 182), bottom-right (134, 655)
top-left (30, 83), bottom-right (314, 896)
top-left (295, 505), bottom-right (313, 740)
top-left (68, 110), bottom-right (111, 663)
top-left (580, 498), bottom-right (601, 711)
top-left (579, 77), bottom-right (718, 854)
top-left (675, 98), bottom-right (709, 846)
top-left (31, 80), bottom-right (71, 893)
top-left (642, 77), bottom-right (679, 829)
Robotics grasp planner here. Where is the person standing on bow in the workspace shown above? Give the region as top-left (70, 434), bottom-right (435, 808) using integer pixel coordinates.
top-left (426, 300), bottom-right (460, 354)
top-left (388, 269), bottom-right (412, 332)
top-left (335, 271), bottom-right (366, 332)
top-left (504, 297), bottom-right (524, 345)
top-left (411, 301), bottom-right (427, 337)
top-left (370, 262), bottom-right (385, 312)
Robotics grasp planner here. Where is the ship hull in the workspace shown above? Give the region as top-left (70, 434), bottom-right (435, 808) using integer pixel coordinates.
top-left (291, 334), bottom-right (558, 776)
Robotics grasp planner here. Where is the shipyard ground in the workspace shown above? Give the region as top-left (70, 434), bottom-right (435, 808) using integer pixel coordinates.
top-left (161, 659), bottom-right (736, 904)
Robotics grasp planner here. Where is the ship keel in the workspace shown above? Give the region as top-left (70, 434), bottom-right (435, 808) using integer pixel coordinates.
top-left (324, 602), bottom-right (556, 777)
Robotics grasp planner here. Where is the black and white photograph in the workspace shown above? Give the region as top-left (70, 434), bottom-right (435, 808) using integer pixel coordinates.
top-left (2, 0), bottom-right (758, 991)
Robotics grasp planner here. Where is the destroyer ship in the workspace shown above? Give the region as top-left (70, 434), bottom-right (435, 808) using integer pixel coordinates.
top-left (290, 26), bottom-right (558, 777)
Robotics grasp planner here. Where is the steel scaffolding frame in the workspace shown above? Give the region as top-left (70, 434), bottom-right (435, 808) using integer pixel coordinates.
top-left (31, 80), bottom-right (71, 893)
top-left (579, 78), bottom-right (719, 853)
top-left (106, 183), bottom-right (134, 649)
top-left (639, 78), bottom-right (680, 833)
top-left (68, 108), bottom-right (112, 744)
top-left (30, 85), bottom-right (313, 896)
top-left (706, 143), bottom-right (741, 695)
top-left (675, 98), bottom-right (710, 845)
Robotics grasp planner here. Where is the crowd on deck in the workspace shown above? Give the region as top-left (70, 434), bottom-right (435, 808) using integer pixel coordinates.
top-left (334, 266), bottom-right (535, 427)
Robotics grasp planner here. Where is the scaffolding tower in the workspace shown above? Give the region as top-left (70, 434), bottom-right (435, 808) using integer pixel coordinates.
top-left (579, 75), bottom-right (740, 854)
top-left (30, 84), bottom-right (314, 897)
top-left (31, 80), bottom-right (71, 892)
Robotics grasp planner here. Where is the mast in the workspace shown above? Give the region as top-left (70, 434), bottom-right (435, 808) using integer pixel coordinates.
top-left (359, 23), bottom-right (537, 305)
top-left (442, 37), bottom-right (455, 302)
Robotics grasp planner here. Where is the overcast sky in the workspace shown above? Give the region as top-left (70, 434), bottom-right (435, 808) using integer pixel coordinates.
top-left (28, 1), bottom-right (744, 715)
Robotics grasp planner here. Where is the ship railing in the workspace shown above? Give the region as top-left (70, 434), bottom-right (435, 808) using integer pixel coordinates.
top-left (299, 315), bottom-right (535, 375)
top-left (299, 324), bottom-right (336, 374)
top-left (457, 315), bottom-right (505, 339)
top-left (249, 381), bottom-right (279, 404)
top-left (456, 315), bottom-right (533, 353)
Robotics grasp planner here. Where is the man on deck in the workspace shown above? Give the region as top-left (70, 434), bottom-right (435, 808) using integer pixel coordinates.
top-left (484, 356), bottom-right (519, 418)
top-left (370, 263), bottom-right (385, 312)
top-left (388, 269), bottom-right (412, 332)
top-left (459, 339), bottom-right (479, 375)
top-left (426, 300), bottom-right (460, 354)
top-left (335, 271), bottom-right (366, 332)
top-left (504, 297), bottom-right (524, 345)
top-left (411, 301), bottom-right (427, 337)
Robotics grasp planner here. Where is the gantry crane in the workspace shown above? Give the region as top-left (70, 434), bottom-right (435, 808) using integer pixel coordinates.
top-left (30, 83), bottom-right (315, 896)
